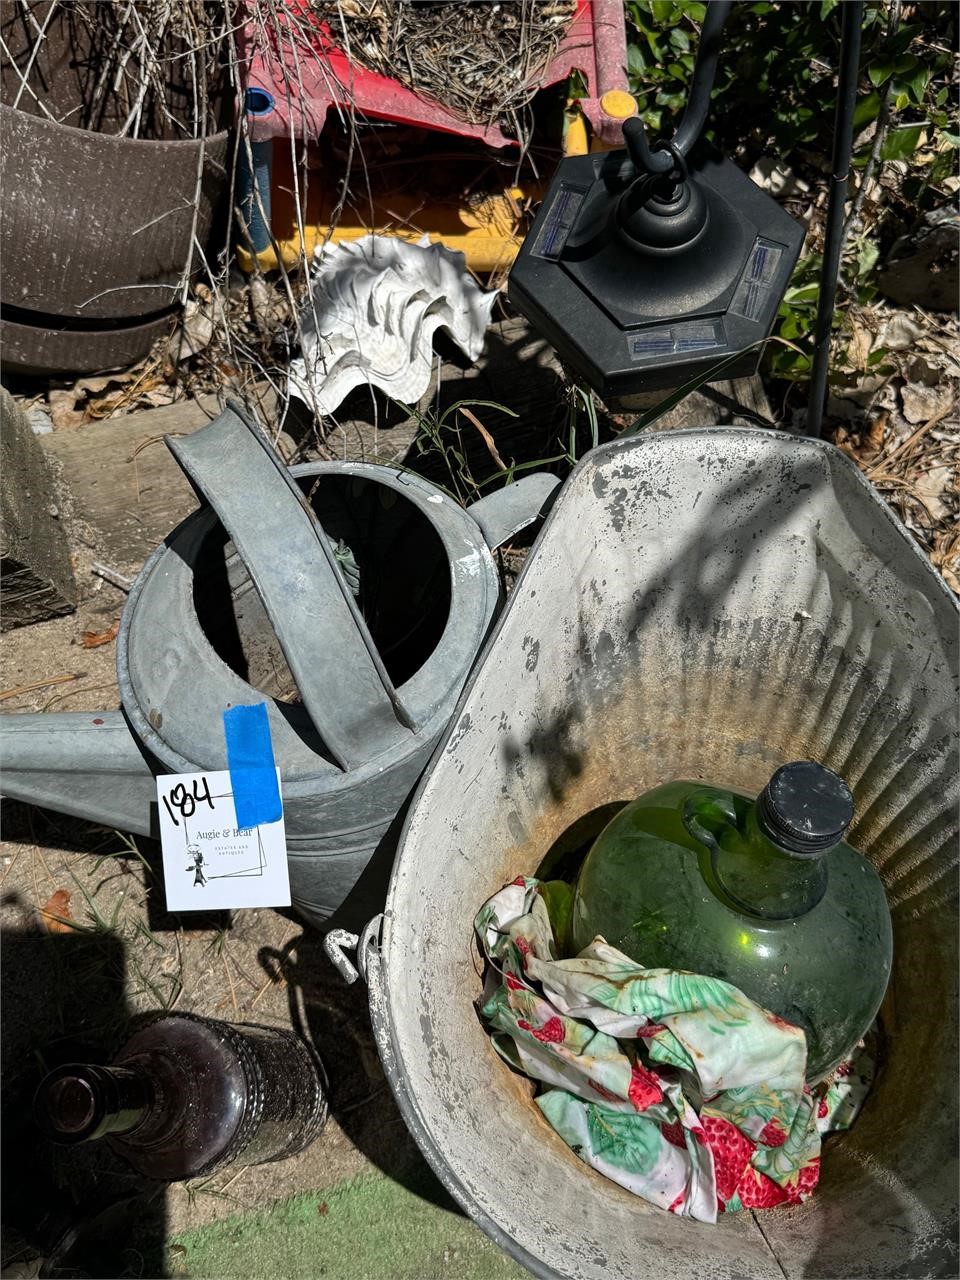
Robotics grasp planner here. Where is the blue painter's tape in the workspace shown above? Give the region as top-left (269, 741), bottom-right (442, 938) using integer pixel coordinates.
top-left (223, 703), bottom-right (282, 829)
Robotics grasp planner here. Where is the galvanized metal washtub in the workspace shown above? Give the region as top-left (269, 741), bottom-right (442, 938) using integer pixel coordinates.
top-left (0, 402), bottom-right (558, 928)
top-left (337, 428), bottom-right (958, 1279)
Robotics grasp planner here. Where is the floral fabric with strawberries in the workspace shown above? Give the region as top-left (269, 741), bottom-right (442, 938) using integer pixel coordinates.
top-left (476, 877), bottom-right (873, 1224)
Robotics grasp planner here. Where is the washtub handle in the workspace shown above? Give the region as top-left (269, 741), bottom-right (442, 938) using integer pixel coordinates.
top-left (324, 916), bottom-right (383, 985)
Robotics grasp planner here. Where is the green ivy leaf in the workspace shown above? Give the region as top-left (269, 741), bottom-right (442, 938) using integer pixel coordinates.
top-left (783, 283), bottom-right (820, 305)
top-left (629, 2), bottom-right (656, 31)
top-left (853, 92), bottom-right (882, 130)
top-left (906, 67), bottom-right (931, 104)
top-left (867, 64), bottom-right (895, 87)
top-left (893, 52), bottom-right (920, 74)
top-left (855, 239), bottom-right (880, 278)
top-left (820, 0), bottom-right (840, 17)
top-left (769, 349), bottom-right (811, 381)
top-left (643, 25), bottom-right (664, 58)
top-left (882, 124), bottom-right (923, 161)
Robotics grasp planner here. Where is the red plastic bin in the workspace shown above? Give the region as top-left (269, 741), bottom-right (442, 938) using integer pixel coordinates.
top-left (237, 0), bottom-right (631, 148)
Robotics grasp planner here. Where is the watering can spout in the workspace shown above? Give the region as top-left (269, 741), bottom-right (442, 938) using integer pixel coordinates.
top-left (0, 710), bottom-right (157, 836)
top-left (466, 473), bottom-right (560, 551)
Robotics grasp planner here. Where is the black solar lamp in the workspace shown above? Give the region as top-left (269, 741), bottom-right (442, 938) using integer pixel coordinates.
top-left (509, 1), bottom-right (806, 402)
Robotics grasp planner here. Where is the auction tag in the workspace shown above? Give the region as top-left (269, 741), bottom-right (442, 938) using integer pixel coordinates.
top-left (156, 769), bottom-right (290, 912)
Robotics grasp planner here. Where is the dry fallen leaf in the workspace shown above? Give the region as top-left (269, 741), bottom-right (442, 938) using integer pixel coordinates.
top-left (907, 355), bottom-right (942, 388)
top-left (459, 406), bottom-right (508, 471)
top-left (87, 389), bottom-right (129, 419)
top-left (930, 528), bottom-right (960, 595)
top-left (862, 410), bottom-right (888, 458)
top-left (832, 425), bottom-right (858, 462)
top-left (141, 386), bottom-right (177, 407)
top-left (846, 323), bottom-right (873, 370)
top-left (901, 381), bottom-right (955, 426)
top-left (74, 374), bottom-right (120, 395)
top-left (81, 619), bottom-right (120, 649)
top-left (47, 388), bottom-right (85, 430)
top-left (833, 417), bottom-right (887, 465)
top-left (165, 299), bottom-right (216, 371)
top-left (911, 464), bottom-right (952, 521)
top-left (878, 313), bottom-right (924, 352)
top-left (248, 275), bottom-right (290, 337)
top-left (40, 888), bottom-right (77, 933)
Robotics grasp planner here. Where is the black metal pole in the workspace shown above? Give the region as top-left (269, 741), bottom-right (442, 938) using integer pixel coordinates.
top-left (806, 0), bottom-right (864, 439)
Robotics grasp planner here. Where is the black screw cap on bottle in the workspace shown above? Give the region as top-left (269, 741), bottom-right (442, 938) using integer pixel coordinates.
top-left (757, 760), bottom-right (854, 856)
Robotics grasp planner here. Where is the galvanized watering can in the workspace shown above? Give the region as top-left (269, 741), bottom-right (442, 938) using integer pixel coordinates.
top-left (0, 401), bottom-right (558, 928)
top-left (330, 428), bottom-right (958, 1280)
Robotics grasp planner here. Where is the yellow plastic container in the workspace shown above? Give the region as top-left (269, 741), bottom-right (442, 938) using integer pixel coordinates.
top-left (236, 141), bottom-right (547, 275)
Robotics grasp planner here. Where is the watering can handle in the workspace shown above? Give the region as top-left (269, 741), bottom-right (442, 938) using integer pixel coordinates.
top-left (166, 402), bottom-right (415, 774)
top-left (465, 473), bottom-right (560, 550)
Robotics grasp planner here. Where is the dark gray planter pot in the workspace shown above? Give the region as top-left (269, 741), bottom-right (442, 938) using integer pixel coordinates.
top-left (0, 104), bottom-right (229, 374)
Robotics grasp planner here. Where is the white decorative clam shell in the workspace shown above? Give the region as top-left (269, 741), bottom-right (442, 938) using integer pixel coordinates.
top-left (289, 234), bottom-right (499, 415)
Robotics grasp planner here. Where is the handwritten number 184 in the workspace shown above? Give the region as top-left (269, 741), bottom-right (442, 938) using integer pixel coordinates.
top-left (162, 777), bottom-right (215, 827)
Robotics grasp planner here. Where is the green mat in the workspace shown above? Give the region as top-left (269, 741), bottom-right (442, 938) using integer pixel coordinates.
top-left (168, 1167), bottom-right (527, 1280)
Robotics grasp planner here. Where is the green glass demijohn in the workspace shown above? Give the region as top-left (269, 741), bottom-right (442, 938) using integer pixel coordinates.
top-left (571, 761), bottom-right (892, 1082)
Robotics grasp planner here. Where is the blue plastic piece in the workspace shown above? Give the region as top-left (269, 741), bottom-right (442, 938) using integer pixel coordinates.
top-left (244, 88), bottom-right (275, 116)
top-left (236, 132), bottom-right (273, 254)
